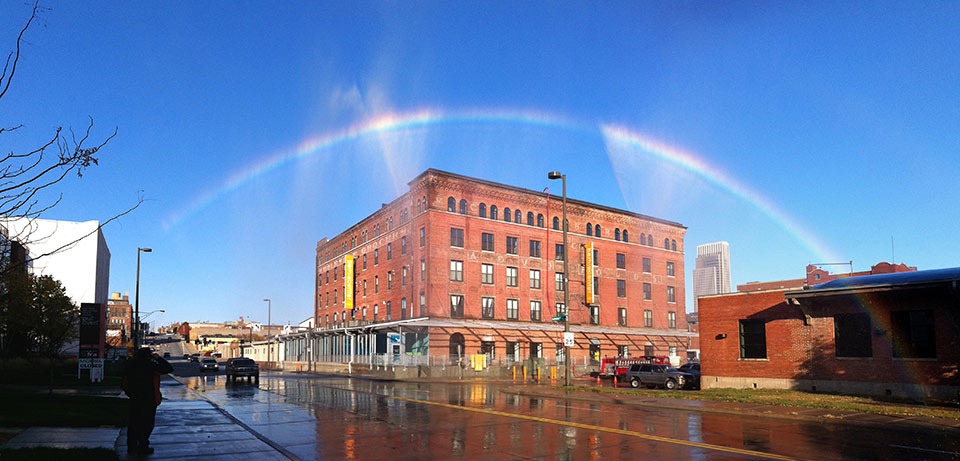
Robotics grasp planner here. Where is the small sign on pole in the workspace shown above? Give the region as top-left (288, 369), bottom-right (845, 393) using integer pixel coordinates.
top-left (563, 332), bottom-right (575, 347)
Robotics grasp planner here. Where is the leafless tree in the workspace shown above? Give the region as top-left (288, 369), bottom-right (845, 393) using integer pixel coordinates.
top-left (1, 2), bottom-right (141, 275)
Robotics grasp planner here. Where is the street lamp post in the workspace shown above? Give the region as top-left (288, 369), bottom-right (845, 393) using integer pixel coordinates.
top-left (547, 171), bottom-right (571, 387)
top-left (134, 247), bottom-right (152, 351)
top-left (263, 298), bottom-right (271, 364)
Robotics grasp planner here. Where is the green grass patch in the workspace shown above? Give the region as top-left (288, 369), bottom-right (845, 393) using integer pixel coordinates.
top-left (0, 388), bottom-right (128, 427)
top-left (566, 385), bottom-right (960, 421)
top-left (0, 447), bottom-right (118, 461)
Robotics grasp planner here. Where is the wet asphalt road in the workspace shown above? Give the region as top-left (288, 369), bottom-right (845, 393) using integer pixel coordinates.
top-left (170, 361), bottom-right (960, 460)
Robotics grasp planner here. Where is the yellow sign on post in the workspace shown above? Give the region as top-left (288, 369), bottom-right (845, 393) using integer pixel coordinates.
top-left (344, 255), bottom-right (355, 310)
top-left (584, 242), bottom-right (595, 305)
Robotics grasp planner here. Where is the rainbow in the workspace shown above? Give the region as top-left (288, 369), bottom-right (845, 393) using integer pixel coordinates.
top-left (161, 108), bottom-right (838, 264)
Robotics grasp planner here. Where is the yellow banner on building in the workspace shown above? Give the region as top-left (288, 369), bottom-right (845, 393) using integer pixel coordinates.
top-left (344, 255), bottom-right (355, 310)
top-left (584, 242), bottom-right (595, 305)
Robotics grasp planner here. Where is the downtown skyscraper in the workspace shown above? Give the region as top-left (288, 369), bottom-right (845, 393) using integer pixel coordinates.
top-left (692, 241), bottom-right (731, 312)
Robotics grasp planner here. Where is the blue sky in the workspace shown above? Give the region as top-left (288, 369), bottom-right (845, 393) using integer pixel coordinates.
top-left (3, 2), bottom-right (959, 328)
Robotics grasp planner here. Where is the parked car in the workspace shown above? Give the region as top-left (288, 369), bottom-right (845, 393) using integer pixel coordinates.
top-left (625, 363), bottom-right (694, 390)
top-left (678, 362), bottom-right (701, 389)
top-left (199, 357), bottom-right (219, 372)
top-left (225, 357), bottom-right (260, 383)
top-left (189, 353), bottom-right (201, 362)
top-left (162, 351), bottom-right (171, 358)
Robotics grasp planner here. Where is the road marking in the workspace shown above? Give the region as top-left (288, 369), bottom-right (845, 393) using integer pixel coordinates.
top-left (393, 396), bottom-right (800, 461)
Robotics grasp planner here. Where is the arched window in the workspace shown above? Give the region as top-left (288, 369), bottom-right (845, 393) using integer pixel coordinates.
top-left (527, 212), bottom-right (534, 226)
top-left (595, 224), bottom-right (601, 238)
top-left (422, 196), bottom-right (427, 212)
top-left (491, 206), bottom-right (499, 220)
top-left (664, 238), bottom-right (670, 249)
top-left (614, 229), bottom-right (621, 241)
top-left (671, 240), bottom-right (677, 251)
top-left (537, 214), bottom-right (544, 227)
top-left (449, 333), bottom-right (466, 358)
top-left (447, 197), bottom-right (456, 212)
top-left (417, 199), bottom-right (422, 214)
top-left (640, 233), bottom-right (646, 245)
top-left (553, 216), bottom-right (560, 230)
top-left (586, 223), bottom-right (593, 236)
top-left (459, 199), bottom-right (468, 215)
top-left (479, 203), bottom-right (487, 218)
top-left (504, 208), bottom-right (512, 222)
top-left (622, 230), bottom-right (629, 242)
top-left (515, 209), bottom-right (522, 223)
top-left (401, 298), bottom-right (408, 320)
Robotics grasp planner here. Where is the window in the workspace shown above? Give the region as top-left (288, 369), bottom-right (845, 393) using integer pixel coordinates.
top-left (530, 301), bottom-right (542, 322)
top-left (527, 212), bottom-right (534, 226)
top-left (555, 244), bottom-right (565, 261)
top-left (387, 271), bottom-right (393, 290)
top-left (664, 238), bottom-right (670, 249)
top-left (615, 229), bottom-right (621, 241)
top-left (642, 257), bottom-right (651, 273)
top-left (386, 301), bottom-right (392, 321)
top-left (668, 311), bottom-right (676, 329)
top-left (447, 197), bottom-right (456, 212)
top-left (491, 205), bottom-right (498, 220)
top-left (529, 240), bottom-right (541, 258)
top-left (739, 319), bottom-right (767, 359)
top-left (553, 216), bottom-right (560, 230)
top-left (450, 228), bottom-right (464, 248)
top-left (333, 266), bottom-right (338, 280)
top-left (387, 242), bottom-right (393, 260)
top-left (401, 298), bottom-right (407, 320)
top-left (374, 276), bottom-right (379, 293)
top-left (482, 232), bottom-right (495, 251)
top-left (555, 272), bottom-right (565, 291)
top-left (450, 295), bottom-right (464, 318)
top-left (325, 271), bottom-right (329, 283)
top-left (374, 248), bottom-right (379, 265)
top-left (616, 253), bottom-right (625, 269)
top-left (419, 292), bottom-right (426, 317)
top-left (666, 262), bottom-right (675, 277)
top-left (420, 227), bottom-right (425, 247)
top-left (529, 269), bottom-right (541, 289)
top-left (506, 341), bottom-right (519, 363)
top-left (449, 260), bottom-right (463, 282)
top-left (640, 234), bottom-right (646, 245)
top-left (671, 240), bottom-right (677, 251)
top-left (506, 266), bottom-right (518, 287)
top-left (506, 299), bottom-right (519, 320)
top-left (504, 207), bottom-right (511, 222)
top-left (593, 248), bottom-right (599, 266)
top-left (515, 209), bottom-right (521, 223)
top-left (586, 223), bottom-right (593, 236)
top-left (617, 279), bottom-right (626, 297)
top-left (618, 344), bottom-right (628, 358)
top-left (459, 199), bottom-right (468, 214)
top-left (537, 214), bottom-right (544, 227)
top-left (401, 236), bottom-right (407, 255)
top-left (618, 308), bottom-right (627, 326)
top-left (834, 313), bottom-right (873, 358)
top-left (479, 203), bottom-right (487, 218)
top-left (481, 263), bottom-right (494, 284)
top-left (362, 280), bottom-right (367, 296)
top-left (589, 343), bottom-right (600, 365)
top-left (590, 306), bottom-right (599, 325)
top-left (891, 309), bottom-right (936, 358)
top-left (643, 283), bottom-right (652, 300)
top-left (362, 254), bottom-right (367, 270)
top-left (482, 297), bottom-right (495, 319)
top-left (667, 286), bottom-right (676, 303)
top-left (373, 304), bottom-right (378, 322)
top-left (420, 259), bottom-right (426, 281)
top-left (506, 236), bottom-right (518, 255)
top-left (644, 309), bottom-right (653, 328)
top-left (556, 303), bottom-right (566, 318)
top-left (622, 230), bottom-right (629, 242)
top-left (594, 224), bottom-right (601, 237)
top-left (402, 266), bottom-right (408, 286)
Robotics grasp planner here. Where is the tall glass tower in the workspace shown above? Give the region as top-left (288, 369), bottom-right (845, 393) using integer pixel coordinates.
top-left (692, 241), bottom-right (731, 312)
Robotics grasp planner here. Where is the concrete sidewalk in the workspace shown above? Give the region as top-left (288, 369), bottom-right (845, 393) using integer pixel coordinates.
top-left (2, 377), bottom-right (294, 460)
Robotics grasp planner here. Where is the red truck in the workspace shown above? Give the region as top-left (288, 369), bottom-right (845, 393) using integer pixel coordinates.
top-left (597, 356), bottom-right (670, 379)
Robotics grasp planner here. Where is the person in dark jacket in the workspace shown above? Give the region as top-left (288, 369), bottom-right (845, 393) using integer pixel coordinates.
top-left (122, 347), bottom-right (173, 455)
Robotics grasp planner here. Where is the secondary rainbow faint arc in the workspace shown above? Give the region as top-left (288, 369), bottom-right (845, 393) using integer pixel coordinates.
top-left (161, 108), bottom-right (837, 262)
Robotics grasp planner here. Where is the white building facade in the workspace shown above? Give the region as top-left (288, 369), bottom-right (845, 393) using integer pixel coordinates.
top-left (2, 218), bottom-right (111, 305)
top-left (692, 241), bottom-right (730, 312)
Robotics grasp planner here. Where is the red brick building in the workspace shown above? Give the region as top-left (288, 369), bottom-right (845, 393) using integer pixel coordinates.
top-left (700, 264), bottom-right (960, 400)
top-left (313, 169), bottom-right (692, 371)
top-left (737, 262), bottom-right (916, 292)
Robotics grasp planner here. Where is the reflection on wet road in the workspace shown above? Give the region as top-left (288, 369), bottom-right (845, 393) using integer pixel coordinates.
top-left (177, 371), bottom-right (960, 461)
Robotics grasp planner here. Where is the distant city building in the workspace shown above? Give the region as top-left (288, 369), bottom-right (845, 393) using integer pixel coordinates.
top-left (737, 262), bottom-right (916, 292)
top-left (1, 218), bottom-right (110, 305)
top-left (692, 241), bottom-right (730, 312)
top-left (310, 169), bottom-right (692, 367)
top-left (106, 292), bottom-right (133, 341)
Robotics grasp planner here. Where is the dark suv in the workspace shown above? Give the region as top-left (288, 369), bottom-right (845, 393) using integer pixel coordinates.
top-left (625, 363), bottom-right (693, 390)
top-left (225, 357), bottom-right (260, 383)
